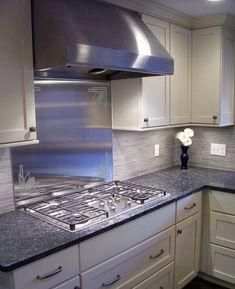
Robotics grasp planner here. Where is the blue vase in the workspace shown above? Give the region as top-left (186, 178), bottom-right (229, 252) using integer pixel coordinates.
top-left (180, 145), bottom-right (189, 170)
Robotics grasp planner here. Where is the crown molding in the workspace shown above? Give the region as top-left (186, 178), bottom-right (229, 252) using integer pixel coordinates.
top-left (192, 13), bottom-right (235, 30)
top-left (103, 0), bottom-right (193, 28)
top-left (103, 0), bottom-right (235, 30)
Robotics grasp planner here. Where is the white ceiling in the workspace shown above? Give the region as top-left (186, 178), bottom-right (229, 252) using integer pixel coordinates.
top-left (155, 0), bottom-right (235, 17)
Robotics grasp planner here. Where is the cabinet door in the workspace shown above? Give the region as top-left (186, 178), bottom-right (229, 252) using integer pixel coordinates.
top-left (0, 0), bottom-right (36, 144)
top-left (220, 27), bottom-right (235, 126)
top-left (174, 213), bottom-right (201, 289)
top-left (141, 16), bottom-right (170, 127)
top-left (170, 24), bottom-right (191, 124)
top-left (192, 27), bottom-right (221, 124)
top-left (52, 277), bottom-right (80, 289)
top-left (208, 244), bottom-right (235, 284)
top-left (131, 262), bottom-right (174, 289)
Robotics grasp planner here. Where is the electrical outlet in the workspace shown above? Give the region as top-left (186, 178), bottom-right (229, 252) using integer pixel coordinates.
top-left (210, 143), bottom-right (226, 156)
top-left (154, 144), bottom-right (159, 157)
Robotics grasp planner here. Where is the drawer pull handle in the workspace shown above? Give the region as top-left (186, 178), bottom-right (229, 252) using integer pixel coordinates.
top-left (160, 287), bottom-right (164, 289)
top-left (150, 249), bottom-right (164, 259)
top-left (36, 266), bottom-right (63, 280)
top-left (184, 203), bottom-right (196, 210)
top-left (102, 274), bottom-right (121, 287)
top-left (177, 229), bottom-right (182, 234)
top-left (74, 287), bottom-right (81, 289)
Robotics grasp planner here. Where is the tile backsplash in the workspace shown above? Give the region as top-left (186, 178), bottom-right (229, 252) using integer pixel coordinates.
top-left (0, 148), bottom-right (14, 214)
top-left (113, 125), bottom-right (235, 180)
top-left (112, 128), bottom-right (179, 180)
top-left (189, 126), bottom-right (235, 171)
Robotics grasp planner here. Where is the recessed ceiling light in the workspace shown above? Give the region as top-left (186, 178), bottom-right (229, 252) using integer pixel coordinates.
top-left (207, 0), bottom-right (224, 2)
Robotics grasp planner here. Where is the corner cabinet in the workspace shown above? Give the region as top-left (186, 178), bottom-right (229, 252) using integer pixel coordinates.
top-left (201, 190), bottom-right (235, 286)
top-left (192, 26), bottom-right (235, 126)
top-left (0, 0), bottom-right (37, 146)
top-left (111, 16), bottom-right (192, 130)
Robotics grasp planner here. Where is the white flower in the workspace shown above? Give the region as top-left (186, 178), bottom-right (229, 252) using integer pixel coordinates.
top-left (184, 128), bottom-right (194, 137)
top-left (176, 128), bottom-right (194, 146)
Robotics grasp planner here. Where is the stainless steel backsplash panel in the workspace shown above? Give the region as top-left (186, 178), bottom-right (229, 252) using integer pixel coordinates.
top-left (11, 79), bottom-right (113, 201)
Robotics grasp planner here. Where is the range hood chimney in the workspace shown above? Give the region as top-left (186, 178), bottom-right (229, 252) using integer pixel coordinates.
top-left (32, 0), bottom-right (174, 80)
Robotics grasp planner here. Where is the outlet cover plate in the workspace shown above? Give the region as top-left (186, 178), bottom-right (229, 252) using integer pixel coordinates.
top-left (154, 144), bottom-right (160, 157)
top-left (210, 143), bottom-right (226, 156)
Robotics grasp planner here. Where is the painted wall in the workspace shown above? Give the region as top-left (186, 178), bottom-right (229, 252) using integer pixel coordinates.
top-left (0, 148), bottom-right (14, 214)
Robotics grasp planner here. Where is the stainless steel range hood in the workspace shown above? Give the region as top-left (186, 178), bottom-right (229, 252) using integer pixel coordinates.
top-left (32, 0), bottom-right (174, 80)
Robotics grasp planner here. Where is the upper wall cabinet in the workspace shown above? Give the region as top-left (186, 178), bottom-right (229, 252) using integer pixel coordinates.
top-left (111, 17), bottom-right (170, 130)
top-left (111, 16), bottom-right (192, 130)
top-left (170, 24), bottom-right (191, 125)
top-left (0, 0), bottom-right (37, 146)
top-left (192, 26), bottom-right (235, 126)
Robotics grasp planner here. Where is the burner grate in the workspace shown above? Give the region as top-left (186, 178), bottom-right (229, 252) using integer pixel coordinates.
top-left (24, 181), bottom-right (170, 232)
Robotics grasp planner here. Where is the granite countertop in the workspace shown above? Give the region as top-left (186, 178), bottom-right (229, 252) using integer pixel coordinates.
top-left (0, 166), bottom-right (235, 272)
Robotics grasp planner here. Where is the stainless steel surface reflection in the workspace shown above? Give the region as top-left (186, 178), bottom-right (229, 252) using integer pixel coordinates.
top-left (11, 79), bottom-right (112, 202)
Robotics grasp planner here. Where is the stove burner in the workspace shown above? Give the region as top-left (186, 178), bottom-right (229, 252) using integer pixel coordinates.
top-left (24, 181), bottom-right (170, 232)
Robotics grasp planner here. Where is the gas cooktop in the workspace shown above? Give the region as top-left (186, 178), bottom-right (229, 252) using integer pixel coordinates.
top-left (24, 181), bottom-right (170, 232)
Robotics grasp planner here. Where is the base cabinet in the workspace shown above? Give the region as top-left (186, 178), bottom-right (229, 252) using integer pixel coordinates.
top-left (201, 190), bottom-right (235, 286)
top-left (174, 213), bottom-right (201, 289)
top-left (131, 262), bottom-right (174, 289)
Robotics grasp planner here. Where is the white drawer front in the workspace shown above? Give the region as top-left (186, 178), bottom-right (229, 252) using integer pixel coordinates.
top-left (176, 192), bottom-right (201, 222)
top-left (209, 190), bottom-right (235, 215)
top-left (131, 262), bottom-right (174, 289)
top-left (80, 203), bottom-right (176, 271)
top-left (209, 244), bottom-right (235, 284)
top-left (13, 246), bottom-right (79, 289)
top-left (211, 211), bottom-right (235, 250)
top-left (81, 226), bottom-right (175, 289)
top-left (53, 276), bottom-right (80, 289)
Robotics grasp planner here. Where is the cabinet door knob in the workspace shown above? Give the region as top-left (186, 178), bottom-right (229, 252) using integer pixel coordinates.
top-left (144, 118), bottom-right (149, 122)
top-left (29, 126), bottom-right (36, 132)
top-left (213, 115), bottom-right (218, 120)
top-left (177, 229), bottom-right (182, 234)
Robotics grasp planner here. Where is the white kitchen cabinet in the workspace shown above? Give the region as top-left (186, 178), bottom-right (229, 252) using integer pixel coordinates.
top-left (174, 192), bottom-right (202, 289)
top-left (81, 226), bottom-right (175, 289)
top-left (131, 261), bottom-right (174, 289)
top-left (111, 17), bottom-right (170, 130)
top-left (52, 277), bottom-right (80, 289)
top-left (170, 24), bottom-right (191, 125)
top-left (201, 190), bottom-right (235, 285)
top-left (0, 246), bottom-right (79, 289)
top-left (0, 0), bottom-right (37, 146)
top-left (80, 203), bottom-right (176, 289)
top-left (192, 26), bottom-right (235, 126)
top-left (112, 16), bottom-right (192, 130)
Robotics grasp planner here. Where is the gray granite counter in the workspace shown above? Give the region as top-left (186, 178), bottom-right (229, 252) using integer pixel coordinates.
top-left (0, 166), bottom-right (234, 272)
